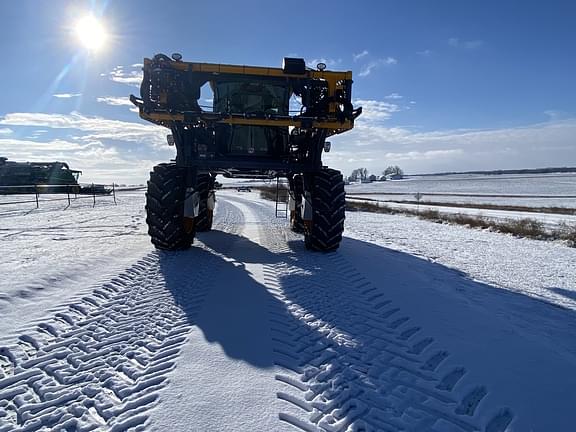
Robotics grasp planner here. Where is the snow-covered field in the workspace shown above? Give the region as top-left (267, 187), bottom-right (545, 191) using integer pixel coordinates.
top-left (346, 173), bottom-right (576, 228)
top-left (1, 189), bottom-right (576, 431)
top-left (347, 198), bottom-right (576, 229)
top-left (347, 172), bottom-right (576, 195)
top-left (347, 173), bottom-right (576, 209)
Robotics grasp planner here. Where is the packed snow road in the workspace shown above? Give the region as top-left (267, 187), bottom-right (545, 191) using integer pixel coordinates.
top-left (1, 191), bottom-right (575, 431)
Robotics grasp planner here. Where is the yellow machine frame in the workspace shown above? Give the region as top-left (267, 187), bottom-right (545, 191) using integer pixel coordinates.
top-left (136, 58), bottom-right (356, 136)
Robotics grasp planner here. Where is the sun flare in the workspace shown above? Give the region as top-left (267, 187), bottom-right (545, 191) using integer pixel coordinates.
top-left (75, 15), bottom-right (107, 51)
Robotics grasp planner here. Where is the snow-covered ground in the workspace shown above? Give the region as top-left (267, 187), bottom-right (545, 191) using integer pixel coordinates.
top-left (347, 173), bottom-right (576, 209)
top-left (346, 172), bottom-right (576, 228)
top-left (347, 172), bottom-right (576, 195)
top-left (347, 197), bottom-right (576, 228)
top-left (0, 192), bottom-right (149, 337)
top-left (1, 190), bottom-right (575, 431)
top-left (347, 194), bottom-right (576, 209)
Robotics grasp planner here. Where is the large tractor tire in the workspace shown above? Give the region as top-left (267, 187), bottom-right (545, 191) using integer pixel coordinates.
top-left (304, 168), bottom-right (346, 252)
top-left (146, 163), bottom-right (195, 250)
top-left (290, 174), bottom-right (305, 233)
top-left (195, 174), bottom-right (214, 232)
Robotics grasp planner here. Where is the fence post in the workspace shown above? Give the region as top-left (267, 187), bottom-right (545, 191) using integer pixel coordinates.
top-left (92, 183), bottom-right (96, 207)
top-left (35, 185), bottom-right (39, 208)
top-left (414, 192), bottom-right (422, 214)
top-left (66, 185), bottom-right (71, 208)
top-left (112, 182), bottom-right (117, 205)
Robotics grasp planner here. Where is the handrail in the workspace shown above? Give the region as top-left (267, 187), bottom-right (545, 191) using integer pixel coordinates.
top-left (0, 183), bottom-right (117, 209)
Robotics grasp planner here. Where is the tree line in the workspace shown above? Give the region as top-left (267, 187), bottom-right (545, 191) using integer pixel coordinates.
top-left (348, 165), bottom-right (404, 182)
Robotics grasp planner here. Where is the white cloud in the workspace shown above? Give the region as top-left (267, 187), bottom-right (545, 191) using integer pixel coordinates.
top-left (353, 50), bottom-right (369, 62)
top-left (358, 63), bottom-right (376, 77)
top-left (448, 38), bottom-right (484, 49)
top-left (104, 65), bottom-right (143, 87)
top-left (381, 149), bottom-right (465, 161)
top-left (358, 57), bottom-right (397, 77)
top-left (385, 93), bottom-right (403, 100)
top-left (0, 112), bottom-right (168, 148)
top-left (0, 138), bottom-right (86, 151)
top-left (0, 110), bottom-right (175, 183)
top-left (0, 137), bottom-right (166, 184)
top-left (329, 115), bottom-right (576, 175)
top-left (354, 99), bottom-right (401, 122)
top-left (97, 96), bottom-right (134, 106)
top-left (543, 110), bottom-right (569, 121)
top-left (26, 129), bottom-right (48, 139)
top-left (417, 49), bottom-right (433, 57)
top-left (306, 57), bottom-right (342, 69)
top-left (53, 93), bottom-right (82, 98)
top-left (4, 98), bottom-right (573, 182)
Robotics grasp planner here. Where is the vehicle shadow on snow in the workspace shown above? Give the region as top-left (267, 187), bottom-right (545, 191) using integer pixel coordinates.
top-left (157, 229), bottom-right (290, 368)
top-left (342, 237), bottom-right (576, 355)
top-left (548, 287), bottom-right (576, 302)
top-left (157, 229), bottom-right (576, 429)
top-left (160, 228), bottom-right (576, 366)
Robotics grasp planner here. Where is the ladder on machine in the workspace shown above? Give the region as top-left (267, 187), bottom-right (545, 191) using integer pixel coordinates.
top-left (275, 177), bottom-right (288, 218)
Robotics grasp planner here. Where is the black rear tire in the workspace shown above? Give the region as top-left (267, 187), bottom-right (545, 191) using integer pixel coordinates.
top-left (146, 163), bottom-right (195, 250)
top-left (304, 168), bottom-right (345, 252)
top-left (195, 174), bottom-right (214, 232)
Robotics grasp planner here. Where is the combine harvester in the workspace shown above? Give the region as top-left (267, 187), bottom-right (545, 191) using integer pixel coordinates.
top-left (0, 157), bottom-right (111, 195)
top-left (131, 54), bottom-right (361, 251)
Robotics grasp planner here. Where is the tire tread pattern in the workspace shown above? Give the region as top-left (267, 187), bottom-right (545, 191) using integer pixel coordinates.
top-left (145, 164), bottom-right (194, 250)
top-left (305, 169), bottom-right (345, 252)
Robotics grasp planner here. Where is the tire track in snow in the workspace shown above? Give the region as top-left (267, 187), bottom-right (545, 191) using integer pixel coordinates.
top-left (0, 251), bottom-right (217, 431)
top-left (238, 197), bottom-right (516, 432)
top-left (0, 191), bottom-right (517, 431)
top-left (0, 196), bottom-right (244, 431)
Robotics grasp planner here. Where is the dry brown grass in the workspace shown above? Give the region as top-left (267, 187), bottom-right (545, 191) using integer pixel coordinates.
top-left (495, 218), bottom-right (545, 238)
top-left (258, 185), bottom-right (289, 202)
top-left (557, 223), bottom-right (576, 247)
top-left (346, 200), bottom-right (575, 246)
top-left (388, 200), bottom-right (576, 215)
top-left (258, 193), bottom-right (575, 246)
top-left (346, 200), bottom-right (396, 214)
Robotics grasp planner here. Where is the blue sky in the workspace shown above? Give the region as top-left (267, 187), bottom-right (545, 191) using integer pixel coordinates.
top-left (0, 0), bottom-right (575, 182)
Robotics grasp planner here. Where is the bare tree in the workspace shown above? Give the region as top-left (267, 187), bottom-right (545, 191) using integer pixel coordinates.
top-left (350, 168), bottom-right (369, 181)
top-left (383, 165), bottom-right (404, 177)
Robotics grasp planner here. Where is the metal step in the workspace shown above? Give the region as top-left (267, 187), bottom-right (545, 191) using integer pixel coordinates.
top-left (275, 177), bottom-right (288, 218)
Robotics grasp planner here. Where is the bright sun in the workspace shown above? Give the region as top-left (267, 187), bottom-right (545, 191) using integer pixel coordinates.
top-left (75, 15), bottom-right (107, 51)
